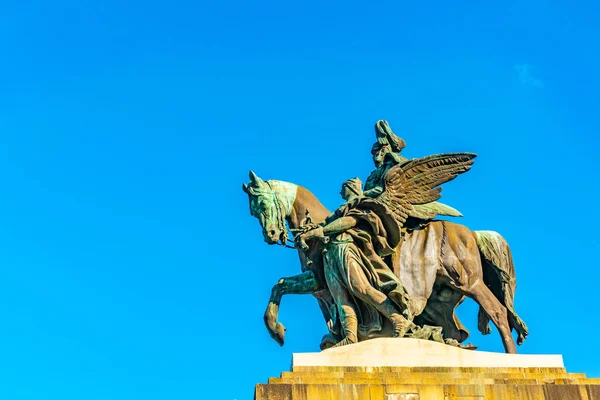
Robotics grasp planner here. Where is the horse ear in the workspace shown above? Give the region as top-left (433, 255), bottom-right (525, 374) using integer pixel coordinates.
top-left (242, 183), bottom-right (249, 194)
top-left (249, 170), bottom-right (266, 187)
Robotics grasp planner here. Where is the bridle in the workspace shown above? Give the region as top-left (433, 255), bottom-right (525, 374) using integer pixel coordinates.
top-left (265, 181), bottom-right (296, 249)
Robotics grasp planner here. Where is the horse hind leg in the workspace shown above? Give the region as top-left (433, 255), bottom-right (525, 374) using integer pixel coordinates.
top-left (476, 275), bottom-right (529, 345)
top-left (477, 306), bottom-right (527, 344)
top-left (478, 295), bottom-right (528, 346)
top-left (469, 280), bottom-right (517, 354)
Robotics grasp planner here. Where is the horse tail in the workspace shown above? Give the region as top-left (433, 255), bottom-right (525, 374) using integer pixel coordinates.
top-left (473, 231), bottom-right (529, 345)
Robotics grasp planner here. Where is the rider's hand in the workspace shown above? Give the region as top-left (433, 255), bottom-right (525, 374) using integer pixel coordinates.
top-left (296, 226), bottom-right (325, 251)
top-left (307, 226), bottom-right (325, 240)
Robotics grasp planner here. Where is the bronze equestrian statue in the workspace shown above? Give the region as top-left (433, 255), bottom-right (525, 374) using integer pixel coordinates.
top-left (243, 120), bottom-right (528, 354)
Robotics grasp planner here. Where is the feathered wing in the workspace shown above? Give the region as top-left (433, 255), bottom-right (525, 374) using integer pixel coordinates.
top-left (411, 202), bottom-right (463, 220)
top-left (377, 153), bottom-right (477, 227)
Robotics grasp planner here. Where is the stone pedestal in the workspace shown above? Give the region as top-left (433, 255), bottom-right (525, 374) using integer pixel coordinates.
top-left (255, 338), bottom-right (600, 399)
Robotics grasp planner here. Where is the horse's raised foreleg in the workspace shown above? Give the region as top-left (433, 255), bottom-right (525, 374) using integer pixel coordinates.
top-left (264, 270), bottom-right (321, 346)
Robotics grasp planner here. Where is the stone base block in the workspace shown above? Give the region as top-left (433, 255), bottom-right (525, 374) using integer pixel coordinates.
top-left (255, 339), bottom-right (599, 400)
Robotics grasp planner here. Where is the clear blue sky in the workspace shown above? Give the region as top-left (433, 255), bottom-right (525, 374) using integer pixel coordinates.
top-left (1, 1), bottom-right (599, 399)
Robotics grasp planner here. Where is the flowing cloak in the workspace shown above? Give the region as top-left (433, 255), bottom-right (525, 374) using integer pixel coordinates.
top-left (322, 197), bottom-right (415, 339)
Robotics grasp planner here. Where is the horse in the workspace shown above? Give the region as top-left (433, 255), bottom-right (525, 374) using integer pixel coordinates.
top-left (242, 171), bottom-right (528, 354)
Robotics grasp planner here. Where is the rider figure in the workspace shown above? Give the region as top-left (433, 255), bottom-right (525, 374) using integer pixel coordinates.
top-left (297, 177), bottom-right (415, 346)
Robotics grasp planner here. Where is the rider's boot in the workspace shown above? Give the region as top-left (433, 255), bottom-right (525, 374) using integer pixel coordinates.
top-left (374, 298), bottom-right (414, 338)
top-left (332, 305), bottom-right (358, 347)
top-left (390, 313), bottom-right (412, 338)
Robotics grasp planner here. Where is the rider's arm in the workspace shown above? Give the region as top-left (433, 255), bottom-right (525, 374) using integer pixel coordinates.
top-left (322, 216), bottom-right (357, 236)
top-left (297, 216), bottom-right (357, 250)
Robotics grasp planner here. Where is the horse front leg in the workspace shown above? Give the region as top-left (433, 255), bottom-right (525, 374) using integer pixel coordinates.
top-left (264, 270), bottom-right (321, 346)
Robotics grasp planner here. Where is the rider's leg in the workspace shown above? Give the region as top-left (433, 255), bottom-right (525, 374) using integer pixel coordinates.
top-left (324, 254), bottom-right (359, 347)
top-left (345, 258), bottom-right (412, 338)
top-left (329, 278), bottom-right (358, 347)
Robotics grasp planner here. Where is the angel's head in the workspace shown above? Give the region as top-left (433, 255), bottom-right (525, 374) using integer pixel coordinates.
top-left (371, 142), bottom-right (408, 168)
top-left (340, 177), bottom-right (363, 201)
top-left (371, 142), bottom-right (390, 168)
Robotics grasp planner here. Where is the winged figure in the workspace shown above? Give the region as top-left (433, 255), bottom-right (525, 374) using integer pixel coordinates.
top-left (365, 120), bottom-right (464, 220)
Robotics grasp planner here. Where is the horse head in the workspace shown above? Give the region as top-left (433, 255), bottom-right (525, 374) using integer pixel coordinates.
top-left (242, 170), bottom-right (291, 245)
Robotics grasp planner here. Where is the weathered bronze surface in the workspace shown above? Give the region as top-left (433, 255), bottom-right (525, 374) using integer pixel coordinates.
top-left (243, 120), bottom-right (528, 354)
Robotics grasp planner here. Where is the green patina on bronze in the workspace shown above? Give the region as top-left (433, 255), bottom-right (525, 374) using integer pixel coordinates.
top-left (243, 120), bottom-right (529, 354)
top-left (243, 172), bottom-right (297, 247)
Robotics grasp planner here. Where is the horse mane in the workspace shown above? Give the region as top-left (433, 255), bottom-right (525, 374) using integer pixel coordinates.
top-left (290, 184), bottom-right (331, 229)
top-left (249, 178), bottom-right (330, 230)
